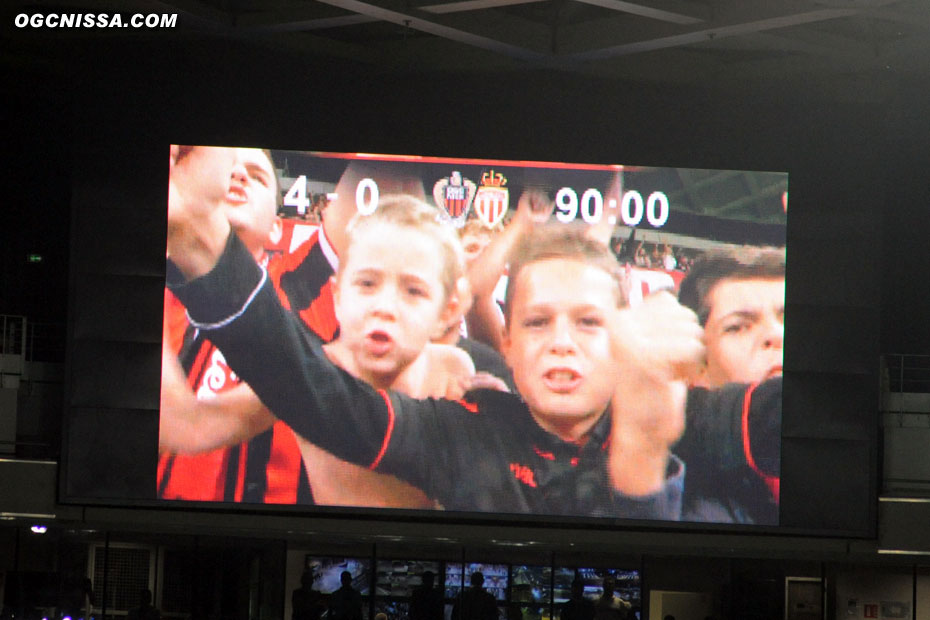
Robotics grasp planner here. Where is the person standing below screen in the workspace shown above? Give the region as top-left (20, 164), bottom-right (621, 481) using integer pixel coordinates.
top-left (59, 567), bottom-right (95, 620)
top-left (593, 578), bottom-right (630, 620)
top-left (453, 573), bottom-right (499, 620)
top-left (292, 570), bottom-right (326, 620)
top-left (560, 579), bottom-right (595, 620)
top-left (127, 589), bottom-right (160, 620)
top-left (329, 571), bottom-right (363, 620)
top-left (410, 571), bottom-right (444, 620)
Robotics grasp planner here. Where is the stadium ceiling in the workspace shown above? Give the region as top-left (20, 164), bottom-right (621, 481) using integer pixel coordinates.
top-left (602, 167), bottom-right (786, 231)
top-left (6, 0), bottom-right (930, 91)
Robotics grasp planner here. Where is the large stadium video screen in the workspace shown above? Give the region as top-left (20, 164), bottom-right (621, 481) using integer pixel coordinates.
top-left (158, 146), bottom-right (786, 526)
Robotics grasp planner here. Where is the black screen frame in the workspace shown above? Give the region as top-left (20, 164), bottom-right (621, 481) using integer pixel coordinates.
top-left (58, 44), bottom-right (880, 541)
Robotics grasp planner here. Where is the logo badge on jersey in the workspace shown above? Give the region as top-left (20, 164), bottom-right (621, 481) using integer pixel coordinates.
top-left (433, 171), bottom-right (476, 228)
top-left (474, 171), bottom-right (509, 228)
top-left (196, 349), bottom-right (239, 400)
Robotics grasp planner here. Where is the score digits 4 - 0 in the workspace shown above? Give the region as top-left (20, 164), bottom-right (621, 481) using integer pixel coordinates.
top-left (283, 174), bottom-right (381, 216)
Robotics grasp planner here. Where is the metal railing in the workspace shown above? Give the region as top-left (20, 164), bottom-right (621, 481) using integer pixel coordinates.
top-left (0, 314), bottom-right (65, 364)
top-left (26, 319), bottom-right (66, 363)
top-left (882, 354), bottom-right (930, 417)
top-left (1, 314), bottom-right (27, 353)
top-left (882, 354), bottom-right (930, 496)
top-left (1, 314), bottom-right (63, 459)
top-left (883, 354), bottom-right (930, 395)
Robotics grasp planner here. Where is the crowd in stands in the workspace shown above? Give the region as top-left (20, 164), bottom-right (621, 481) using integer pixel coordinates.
top-left (609, 233), bottom-right (694, 272)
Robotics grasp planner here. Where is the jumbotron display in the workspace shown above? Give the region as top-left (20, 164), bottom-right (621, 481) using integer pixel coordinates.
top-left (158, 146), bottom-right (786, 525)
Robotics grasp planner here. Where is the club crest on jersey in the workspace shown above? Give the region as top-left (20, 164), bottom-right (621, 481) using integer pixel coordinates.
top-left (196, 349), bottom-right (238, 400)
top-left (433, 171), bottom-right (476, 228)
top-left (474, 171), bottom-right (509, 228)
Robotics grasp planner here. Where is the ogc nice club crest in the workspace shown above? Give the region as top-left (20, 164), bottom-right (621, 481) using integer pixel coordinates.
top-left (474, 171), bottom-right (509, 228)
top-left (433, 171), bottom-right (476, 228)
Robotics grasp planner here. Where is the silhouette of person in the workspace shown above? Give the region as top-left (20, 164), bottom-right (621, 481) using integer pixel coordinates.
top-left (330, 571), bottom-right (363, 620)
top-left (127, 589), bottom-right (160, 620)
top-left (292, 570), bottom-right (326, 620)
top-left (60, 568), bottom-right (94, 620)
top-left (560, 579), bottom-right (594, 620)
top-left (453, 573), bottom-right (498, 620)
top-left (593, 578), bottom-right (630, 620)
top-left (410, 571), bottom-right (443, 620)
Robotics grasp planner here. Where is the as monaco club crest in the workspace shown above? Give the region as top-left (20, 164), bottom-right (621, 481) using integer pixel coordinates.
top-left (433, 171), bottom-right (476, 228)
top-left (474, 171), bottom-right (509, 228)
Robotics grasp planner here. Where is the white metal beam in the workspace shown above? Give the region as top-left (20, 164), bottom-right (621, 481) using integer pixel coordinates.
top-left (564, 8), bottom-right (863, 60)
top-left (571, 0), bottom-right (706, 25)
top-left (419, 0), bottom-right (547, 15)
top-left (242, 14), bottom-right (379, 32)
top-left (315, 0), bottom-right (547, 60)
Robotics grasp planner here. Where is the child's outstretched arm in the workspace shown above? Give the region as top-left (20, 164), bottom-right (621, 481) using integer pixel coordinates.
top-left (465, 189), bottom-right (551, 350)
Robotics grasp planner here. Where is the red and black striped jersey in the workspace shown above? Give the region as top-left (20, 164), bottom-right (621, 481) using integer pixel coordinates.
top-left (158, 229), bottom-right (339, 504)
